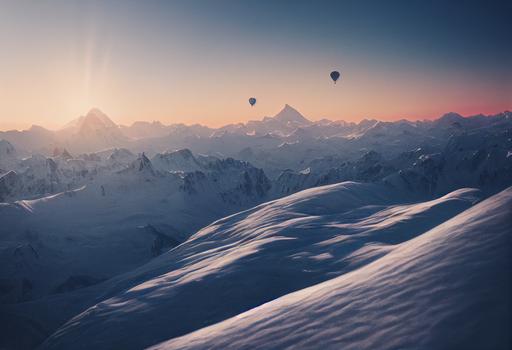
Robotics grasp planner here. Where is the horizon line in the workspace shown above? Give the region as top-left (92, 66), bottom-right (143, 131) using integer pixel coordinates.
top-left (1, 105), bottom-right (511, 133)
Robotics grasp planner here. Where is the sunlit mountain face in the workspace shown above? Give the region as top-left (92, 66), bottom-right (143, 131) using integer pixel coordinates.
top-left (1, 1), bottom-right (511, 350)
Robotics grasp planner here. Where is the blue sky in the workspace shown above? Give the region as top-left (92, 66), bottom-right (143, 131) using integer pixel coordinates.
top-left (0, 0), bottom-right (510, 129)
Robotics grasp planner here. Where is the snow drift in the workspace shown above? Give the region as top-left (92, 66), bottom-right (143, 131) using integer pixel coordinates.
top-left (35, 182), bottom-right (506, 350)
top-left (153, 186), bottom-right (512, 350)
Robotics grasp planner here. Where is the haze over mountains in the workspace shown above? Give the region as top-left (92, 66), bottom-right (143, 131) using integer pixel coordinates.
top-left (2, 105), bottom-right (510, 155)
top-left (1, 105), bottom-right (511, 202)
top-left (1, 105), bottom-right (511, 349)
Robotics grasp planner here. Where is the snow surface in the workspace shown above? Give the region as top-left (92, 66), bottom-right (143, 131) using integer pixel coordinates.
top-left (33, 182), bottom-right (499, 350)
top-left (1, 106), bottom-right (511, 350)
top-left (151, 186), bottom-right (512, 350)
top-left (0, 151), bottom-right (271, 303)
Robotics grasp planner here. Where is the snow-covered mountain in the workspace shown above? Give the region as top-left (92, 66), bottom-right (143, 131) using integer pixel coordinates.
top-left (0, 154), bottom-right (69, 202)
top-left (7, 183), bottom-right (506, 350)
top-left (60, 108), bottom-right (118, 133)
top-left (0, 144), bottom-right (118, 202)
top-left (0, 125), bottom-right (57, 155)
top-left (152, 186), bottom-right (512, 350)
top-left (1, 107), bottom-right (511, 350)
top-left (242, 104), bottom-right (313, 136)
top-left (0, 109), bottom-right (129, 155)
top-left (383, 128), bottom-right (512, 196)
top-left (151, 149), bottom-right (206, 172)
top-left (1, 107), bottom-right (510, 214)
top-left (2, 107), bottom-right (510, 176)
top-left (0, 151), bottom-right (271, 304)
top-left (57, 108), bottom-right (130, 153)
top-left (274, 124), bottom-right (512, 197)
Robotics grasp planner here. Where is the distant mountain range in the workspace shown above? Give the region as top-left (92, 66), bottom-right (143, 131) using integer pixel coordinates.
top-left (1, 106), bottom-right (511, 350)
top-left (1, 105), bottom-right (511, 202)
top-left (1, 105), bottom-right (510, 157)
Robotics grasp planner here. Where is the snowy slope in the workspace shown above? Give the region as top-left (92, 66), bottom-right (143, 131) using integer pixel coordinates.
top-left (0, 153), bottom-right (271, 303)
top-left (35, 182), bottom-right (485, 350)
top-left (152, 186), bottom-right (512, 350)
top-left (1, 108), bottom-right (511, 350)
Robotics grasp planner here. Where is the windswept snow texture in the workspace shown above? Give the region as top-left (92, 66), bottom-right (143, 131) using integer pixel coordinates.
top-left (36, 183), bottom-right (508, 350)
top-left (1, 106), bottom-right (511, 350)
top-left (152, 186), bottom-right (512, 350)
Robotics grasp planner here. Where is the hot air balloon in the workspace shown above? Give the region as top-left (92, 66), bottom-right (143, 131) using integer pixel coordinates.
top-left (330, 71), bottom-right (340, 84)
top-left (249, 97), bottom-right (257, 106)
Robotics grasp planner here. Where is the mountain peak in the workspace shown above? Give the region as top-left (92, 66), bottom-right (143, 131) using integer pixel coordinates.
top-left (28, 124), bottom-right (51, 133)
top-left (82, 108), bottom-right (117, 129)
top-left (273, 105), bottom-right (311, 125)
top-left (136, 152), bottom-right (155, 174)
top-left (60, 108), bottom-right (118, 133)
top-left (439, 112), bottom-right (464, 122)
top-left (151, 149), bottom-right (205, 172)
top-left (86, 107), bottom-right (104, 116)
top-left (435, 112), bottom-right (465, 128)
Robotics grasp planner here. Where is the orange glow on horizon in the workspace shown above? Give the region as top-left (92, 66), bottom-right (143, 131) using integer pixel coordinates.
top-left (1, 1), bottom-right (510, 132)
top-left (1, 62), bottom-right (510, 131)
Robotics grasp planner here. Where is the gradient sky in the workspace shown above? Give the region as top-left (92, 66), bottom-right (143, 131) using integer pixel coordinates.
top-left (0, 0), bottom-right (511, 130)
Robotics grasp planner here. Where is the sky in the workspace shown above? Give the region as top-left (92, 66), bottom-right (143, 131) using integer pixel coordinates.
top-left (0, 0), bottom-right (511, 130)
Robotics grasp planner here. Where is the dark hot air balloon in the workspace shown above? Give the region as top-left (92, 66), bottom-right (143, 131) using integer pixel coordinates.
top-left (330, 71), bottom-right (340, 84)
top-left (249, 97), bottom-right (256, 106)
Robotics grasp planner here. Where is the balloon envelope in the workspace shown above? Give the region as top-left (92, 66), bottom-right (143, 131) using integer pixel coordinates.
top-left (330, 71), bottom-right (340, 83)
top-left (249, 97), bottom-right (256, 106)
